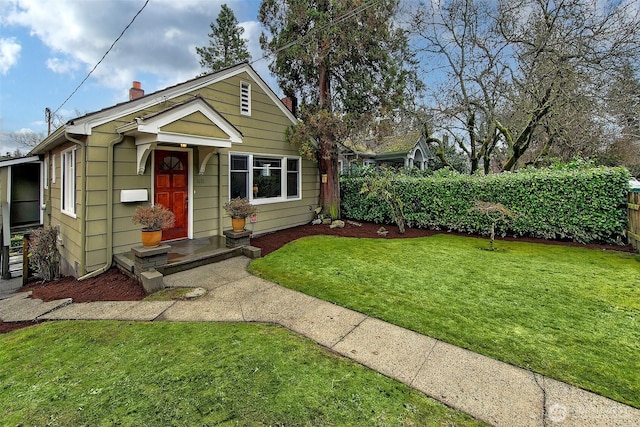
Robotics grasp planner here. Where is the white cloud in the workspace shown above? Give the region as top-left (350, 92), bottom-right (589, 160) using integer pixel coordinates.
top-left (3, 0), bottom-right (230, 89)
top-left (164, 27), bottom-right (184, 41)
top-left (0, 0), bottom-right (283, 134)
top-left (0, 36), bottom-right (21, 74)
top-left (2, 0), bottom-right (278, 90)
top-left (46, 57), bottom-right (80, 74)
top-left (241, 20), bottom-right (280, 95)
top-left (15, 127), bottom-right (35, 134)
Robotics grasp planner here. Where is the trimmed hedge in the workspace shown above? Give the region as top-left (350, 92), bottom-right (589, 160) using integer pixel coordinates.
top-left (341, 167), bottom-right (630, 244)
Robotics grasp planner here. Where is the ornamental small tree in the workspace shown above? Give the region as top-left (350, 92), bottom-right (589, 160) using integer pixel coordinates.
top-left (360, 167), bottom-right (406, 234)
top-left (469, 201), bottom-right (515, 250)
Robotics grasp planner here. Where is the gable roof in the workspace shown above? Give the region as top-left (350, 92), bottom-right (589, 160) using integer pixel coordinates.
top-left (116, 95), bottom-right (243, 146)
top-left (31, 62), bottom-right (294, 155)
top-left (115, 94), bottom-right (246, 175)
top-left (375, 131), bottom-right (423, 155)
top-left (342, 131), bottom-right (426, 157)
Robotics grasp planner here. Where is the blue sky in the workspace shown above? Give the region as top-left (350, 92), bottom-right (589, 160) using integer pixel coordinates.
top-left (0, 0), bottom-right (276, 154)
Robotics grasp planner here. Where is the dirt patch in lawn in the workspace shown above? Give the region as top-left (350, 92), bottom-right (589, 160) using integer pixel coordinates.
top-left (1, 220), bottom-right (633, 334)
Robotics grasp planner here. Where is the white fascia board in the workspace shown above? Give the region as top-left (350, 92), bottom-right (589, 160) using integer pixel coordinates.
top-left (239, 67), bottom-right (297, 125)
top-left (155, 132), bottom-right (233, 148)
top-left (70, 63), bottom-right (251, 132)
top-left (0, 156), bottom-right (40, 168)
top-left (136, 98), bottom-right (243, 143)
top-left (66, 63), bottom-right (296, 136)
top-left (66, 122), bottom-right (93, 136)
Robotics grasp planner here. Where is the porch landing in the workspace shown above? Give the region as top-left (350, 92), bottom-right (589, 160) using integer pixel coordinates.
top-left (114, 236), bottom-right (259, 277)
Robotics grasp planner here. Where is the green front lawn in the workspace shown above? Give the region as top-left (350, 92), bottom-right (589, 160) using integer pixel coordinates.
top-left (249, 234), bottom-right (640, 408)
top-left (0, 321), bottom-right (483, 426)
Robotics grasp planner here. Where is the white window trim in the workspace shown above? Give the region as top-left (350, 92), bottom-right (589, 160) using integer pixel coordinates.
top-left (51, 153), bottom-right (56, 184)
top-left (240, 81), bottom-right (251, 116)
top-left (43, 155), bottom-right (49, 190)
top-left (61, 147), bottom-right (76, 218)
top-left (229, 152), bottom-right (301, 205)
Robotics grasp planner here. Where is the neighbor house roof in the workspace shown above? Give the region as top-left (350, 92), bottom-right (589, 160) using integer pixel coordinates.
top-left (0, 156), bottom-right (40, 168)
top-left (375, 131), bottom-right (423, 155)
top-left (342, 130), bottom-right (424, 158)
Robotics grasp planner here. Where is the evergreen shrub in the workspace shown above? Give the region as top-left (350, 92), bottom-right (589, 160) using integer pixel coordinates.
top-left (340, 167), bottom-right (630, 244)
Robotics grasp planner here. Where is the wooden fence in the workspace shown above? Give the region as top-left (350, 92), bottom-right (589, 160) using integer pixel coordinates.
top-left (629, 191), bottom-right (640, 252)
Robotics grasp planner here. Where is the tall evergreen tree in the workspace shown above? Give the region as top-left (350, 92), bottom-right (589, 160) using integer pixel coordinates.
top-left (196, 4), bottom-right (251, 72)
top-left (259, 0), bottom-right (417, 218)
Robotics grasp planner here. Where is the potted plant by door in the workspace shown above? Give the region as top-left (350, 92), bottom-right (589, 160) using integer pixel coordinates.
top-left (223, 197), bottom-right (257, 232)
top-left (132, 204), bottom-right (176, 248)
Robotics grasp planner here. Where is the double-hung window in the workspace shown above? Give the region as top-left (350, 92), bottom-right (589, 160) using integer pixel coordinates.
top-left (230, 153), bottom-right (300, 203)
top-left (61, 147), bottom-right (76, 217)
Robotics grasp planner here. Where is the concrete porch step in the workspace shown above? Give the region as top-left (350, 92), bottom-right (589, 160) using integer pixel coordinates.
top-left (113, 239), bottom-right (261, 278)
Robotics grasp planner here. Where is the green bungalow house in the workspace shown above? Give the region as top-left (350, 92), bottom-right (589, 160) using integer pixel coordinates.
top-left (31, 63), bottom-right (319, 278)
top-left (339, 131), bottom-right (433, 172)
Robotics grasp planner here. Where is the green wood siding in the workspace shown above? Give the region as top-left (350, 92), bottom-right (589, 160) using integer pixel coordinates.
top-left (44, 142), bottom-right (83, 276)
top-left (161, 112), bottom-right (230, 138)
top-left (44, 67), bottom-right (319, 276)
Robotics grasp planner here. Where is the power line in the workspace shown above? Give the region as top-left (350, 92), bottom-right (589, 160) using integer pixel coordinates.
top-left (52, 0), bottom-right (150, 117)
top-left (251, 0), bottom-right (382, 66)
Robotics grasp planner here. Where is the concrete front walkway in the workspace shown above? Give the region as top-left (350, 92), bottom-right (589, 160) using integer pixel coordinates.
top-left (1, 256), bottom-right (638, 426)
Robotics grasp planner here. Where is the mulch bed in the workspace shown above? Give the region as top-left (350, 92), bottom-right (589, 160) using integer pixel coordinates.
top-left (1, 220), bottom-right (634, 334)
top-left (250, 220), bottom-right (635, 256)
top-left (21, 267), bottom-right (146, 303)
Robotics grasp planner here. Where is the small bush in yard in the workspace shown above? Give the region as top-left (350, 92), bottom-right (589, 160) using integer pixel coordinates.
top-left (28, 226), bottom-right (60, 282)
top-left (468, 201), bottom-right (516, 250)
top-left (360, 167), bottom-right (406, 234)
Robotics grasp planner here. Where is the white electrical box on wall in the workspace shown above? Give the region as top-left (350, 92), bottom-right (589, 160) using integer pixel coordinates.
top-left (120, 189), bottom-right (148, 203)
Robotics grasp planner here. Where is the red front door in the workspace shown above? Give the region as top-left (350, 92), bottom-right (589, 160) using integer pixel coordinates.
top-left (154, 150), bottom-right (188, 241)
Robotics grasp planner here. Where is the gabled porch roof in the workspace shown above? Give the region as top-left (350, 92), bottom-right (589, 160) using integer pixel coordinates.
top-left (116, 96), bottom-right (243, 175)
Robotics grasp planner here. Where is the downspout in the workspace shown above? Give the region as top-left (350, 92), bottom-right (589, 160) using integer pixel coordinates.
top-left (78, 133), bottom-right (124, 280)
top-left (64, 132), bottom-right (87, 276)
top-left (46, 155), bottom-right (52, 227)
top-left (218, 151), bottom-right (223, 235)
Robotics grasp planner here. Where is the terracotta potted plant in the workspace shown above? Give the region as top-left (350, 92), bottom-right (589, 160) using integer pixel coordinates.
top-left (132, 204), bottom-right (176, 248)
top-left (223, 197), bottom-right (257, 232)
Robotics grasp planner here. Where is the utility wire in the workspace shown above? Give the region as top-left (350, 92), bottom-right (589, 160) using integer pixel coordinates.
top-left (53, 0), bottom-right (150, 116)
top-left (251, 0), bottom-right (382, 66)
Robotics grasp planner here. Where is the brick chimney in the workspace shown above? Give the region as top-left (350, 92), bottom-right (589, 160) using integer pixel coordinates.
top-left (281, 96), bottom-right (297, 117)
top-left (129, 81), bottom-right (144, 101)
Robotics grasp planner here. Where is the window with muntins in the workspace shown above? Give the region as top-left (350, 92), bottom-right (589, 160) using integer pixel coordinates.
top-left (240, 81), bottom-right (251, 116)
top-left (61, 147), bottom-right (76, 216)
top-left (230, 153), bottom-right (300, 203)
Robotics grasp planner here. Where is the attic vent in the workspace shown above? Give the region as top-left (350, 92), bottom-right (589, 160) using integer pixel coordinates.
top-left (240, 81), bottom-right (251, 116)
